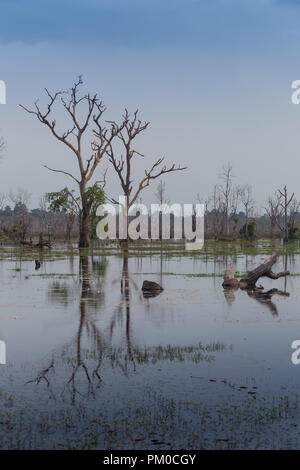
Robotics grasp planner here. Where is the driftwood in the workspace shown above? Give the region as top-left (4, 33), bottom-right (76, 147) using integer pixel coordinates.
top-left (222, 254), bottom-right (290, 289)
top-left (20, 240), bottom-right (51, 249)
top-left (239, 253), bottom-right (289, 288)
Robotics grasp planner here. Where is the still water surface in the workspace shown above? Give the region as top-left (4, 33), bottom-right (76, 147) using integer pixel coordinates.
top-left (0, 241), bottom-right (300, 449)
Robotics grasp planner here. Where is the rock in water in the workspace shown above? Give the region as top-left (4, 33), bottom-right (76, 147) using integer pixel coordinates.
top-left (35, 260), bottom-right (41, 270)
top-left (222, 264), bottom-right (239, 288)
top-left (142, 280), bottom-right (163, 293)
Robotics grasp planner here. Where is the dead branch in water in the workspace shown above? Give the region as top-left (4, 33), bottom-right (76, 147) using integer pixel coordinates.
top-left (223, 254), bottom-right (290, 289)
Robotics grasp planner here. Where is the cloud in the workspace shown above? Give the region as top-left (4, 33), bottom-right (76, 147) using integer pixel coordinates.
top-left (0, 0), bottom-right (257, 49)
top-left (0, 0), bottom-right (191, 45)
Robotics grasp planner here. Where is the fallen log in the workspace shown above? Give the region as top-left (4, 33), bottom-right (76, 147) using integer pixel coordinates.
top-left (239, 253), bottom-right (289, 288)
top-left (20, 240), bottom-right (51, 249)
top-left (222, 253), bottom-right (290, 289)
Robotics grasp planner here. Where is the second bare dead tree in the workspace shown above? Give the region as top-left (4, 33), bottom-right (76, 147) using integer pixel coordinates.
top-left (277, 185), bottom-right (295, 243)
top-left (219, 163), bottom-right (234, 237)
top-left (265, 194), bottom-right (281, 238)
top-left (20, 77), bottom-right (124, 247)
top-left (155, 179), bottom-right (170, 206)
top-left (265, 188), bottom-right (299, 242)
top-left (106, 109), bottom-right (186, 237)
top-left (240, 184), bottom-right (255, 240)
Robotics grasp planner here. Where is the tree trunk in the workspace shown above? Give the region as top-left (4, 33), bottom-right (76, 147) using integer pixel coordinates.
top-left (79, 201), bottom-right (90, 248)
top-left (284, 205), bottom-right (288, 243)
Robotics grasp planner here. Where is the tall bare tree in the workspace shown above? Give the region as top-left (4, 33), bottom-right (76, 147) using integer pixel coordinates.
top-left (9, 188), bottom-right (31, 208)
top-left (155, 179), bottom-right (170, 206)
top-left (276, 185), bottom-right (295, 243)
top-left (0, 193), bottom-right (6, 212)
top-left (287, 198), bottom-right (300, 236)
top-left (265, 195), bottom-right (281, 238)
top-left (106, 109), bottom-right (186, 237)
top-left (240, 184), bottom-right (255, 240)
top-left (219, 163), bottom-right (234, 236)
top-left (0, 137), bottom-right (5, 157)
top-left (210, 185), bottom-right (225, 239)
top-left (20, 77), bottom-right (124, 247)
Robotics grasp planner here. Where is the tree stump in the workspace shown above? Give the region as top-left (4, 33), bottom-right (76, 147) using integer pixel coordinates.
top-left (222, 265), bottom-right (239, 288)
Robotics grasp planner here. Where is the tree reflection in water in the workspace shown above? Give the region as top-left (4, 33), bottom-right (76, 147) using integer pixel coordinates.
top-left (28, 248), bottom-right (145, 402)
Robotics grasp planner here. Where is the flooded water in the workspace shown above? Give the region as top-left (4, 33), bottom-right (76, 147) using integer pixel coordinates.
top-left (1, 240), bottom-right (300, 449)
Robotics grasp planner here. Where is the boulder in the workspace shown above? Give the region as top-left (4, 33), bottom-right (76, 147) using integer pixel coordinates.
top-left (142, 280), bottom-right (164, 294)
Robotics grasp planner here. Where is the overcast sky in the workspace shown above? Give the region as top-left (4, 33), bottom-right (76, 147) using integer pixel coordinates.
top-left (1, 0), bottom-right (300, 209)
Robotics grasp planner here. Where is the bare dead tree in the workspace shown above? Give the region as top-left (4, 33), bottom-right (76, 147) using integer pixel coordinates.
top-left (210, 185), bottom-right (225, 239)
top-left (155, 179), bottom-right (170, 206)
top-left (8, 188), bottom-right (31, 207)
top-left (0, 192), bottom-right (6, 212)
top-left (275, 185), bottom-right (295, 243)
top-left (0, 135), bottom-right (5, 157)
top-left (8, 188), bottom-right (32, 241)
top-left (0, 192), bottom-right (6, 232)
top-left (106, 109), bottom-right (186, 238)
top-left (39, 195), bottom-right (49, 235)
top-left (265, 194), bottom-right (281, 238)
top-left (240, 184), bottom-right (255, 240)
top-left (287, 197), bottom-right (300, 234)
top-left (20, 77), bottom-right (124, 247)
top-left (196, 193), bottom-right (211, 237)
top-left (219, 163), bottom-right (234, 236)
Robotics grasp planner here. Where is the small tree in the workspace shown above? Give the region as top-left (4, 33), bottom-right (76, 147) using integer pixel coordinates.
top-left (47, 184), bottom-right (105, 241)
top-left (239, 220), bottom-right (256, 241)
top-left (47, 188), bottom-right (79, 241)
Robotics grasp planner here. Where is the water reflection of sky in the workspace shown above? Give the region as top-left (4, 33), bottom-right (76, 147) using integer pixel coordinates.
top-left (0, 244), bottom-right (300, 448)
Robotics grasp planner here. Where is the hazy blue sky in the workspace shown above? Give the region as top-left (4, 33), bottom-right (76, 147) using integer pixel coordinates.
top-left (1, 0), bottom-right (300, 209)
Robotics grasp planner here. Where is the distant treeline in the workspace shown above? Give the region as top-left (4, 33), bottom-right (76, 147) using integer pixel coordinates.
top-left (0, 201), bottom-right (78, 243)
top-left (0, 198), bottom-right (299, 244)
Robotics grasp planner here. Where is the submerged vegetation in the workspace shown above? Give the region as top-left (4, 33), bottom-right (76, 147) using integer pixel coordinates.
top-left (0, 386), bottom-right (298, 450)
